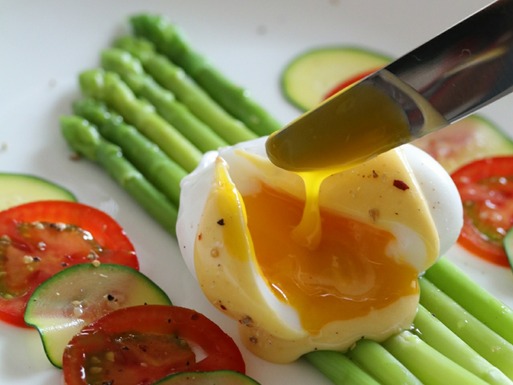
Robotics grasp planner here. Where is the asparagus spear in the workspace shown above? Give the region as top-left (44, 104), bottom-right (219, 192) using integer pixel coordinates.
top-left (100, 48), bottom-right (227, 152)
top-left (72, 98), bottom-right (186, 207)
top-left (420, 278), bottom-right (513, 379)
top-left (60, 115), bottom-right (178, 234)
top-left (383, 331), bottom-right (489, 385)
top-left (346, 339), bottom-right (422, 385)
top-left (129, 13), bottom-right (282, 136)
top-left (112, 36), bottom-right (257, 145)
top-left (305, 350), bottom-right (379, 385)
top-left (414, 304), bottom-right (512, 385)
top-left (78, 68), bottom-right (201, 173)
top-left (424, 257), bottom-right (513, 344)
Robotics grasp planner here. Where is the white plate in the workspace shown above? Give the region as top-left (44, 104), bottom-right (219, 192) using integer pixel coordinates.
top-left (1, 0), bottom-right (511, 384)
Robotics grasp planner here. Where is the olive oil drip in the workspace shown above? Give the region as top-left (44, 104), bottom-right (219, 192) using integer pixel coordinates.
top-left (269, 70), bottom-right (448, 248)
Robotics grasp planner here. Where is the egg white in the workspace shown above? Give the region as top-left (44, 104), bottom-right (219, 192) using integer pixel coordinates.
top-left (176, 137), bottom-right (463, 362)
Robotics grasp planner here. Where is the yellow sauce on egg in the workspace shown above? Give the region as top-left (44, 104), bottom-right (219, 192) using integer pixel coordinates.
top-left (192, 143), bottom-right (439, 361)
top-left (252, 71), bottom-right (448, 334)
top-left (242, 181), bottom-right (419, 334)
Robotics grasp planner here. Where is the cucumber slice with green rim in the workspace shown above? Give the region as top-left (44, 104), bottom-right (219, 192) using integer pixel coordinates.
top-left (24, 263), bottom-right (171, 368)
top-left (154, 370), bottom-right (261, 385)
top-left (0, 173), bottom-right (76, 211)
top-left (505, 228), bottom-right (513, 270)
top-left (281, 46), bottom-right (390, 111)
top-left (413, 114), bottom-right (513, 173)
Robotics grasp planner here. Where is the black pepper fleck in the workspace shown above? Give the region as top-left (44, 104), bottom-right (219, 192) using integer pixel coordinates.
top-left (249, 336), bottom-right (258, 344)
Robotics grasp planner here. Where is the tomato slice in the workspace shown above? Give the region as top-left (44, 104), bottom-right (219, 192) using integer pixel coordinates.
top-left (451, 156), bottom-right (513, 266)
top-left (0, 200), bottom-right (138, 327)
top-left (323, 68), bottom-right (378, 100)
top-left (62, 305), bottom-right (245, 385)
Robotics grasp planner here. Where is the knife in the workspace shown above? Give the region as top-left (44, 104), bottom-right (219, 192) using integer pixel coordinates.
top-left (266, 0), bottom-right (513, 172)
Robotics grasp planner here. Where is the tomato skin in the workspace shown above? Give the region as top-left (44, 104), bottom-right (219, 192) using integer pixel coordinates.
top-left (324, 68), bottom-right (378, 100)
top-left (0, 200), bottom-right (138, 327)
top-left (0, 200), bottom-right (136, 253)
top-left (63, 305), bottom-right (246, 385)
top-left (451, 157), bottom-right (513, 266)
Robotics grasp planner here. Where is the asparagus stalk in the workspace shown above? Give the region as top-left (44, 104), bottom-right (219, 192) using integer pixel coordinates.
top-left (424, 257), bottom-right (513, 344)
top-left (72, 98), bottom-right (186, 207)
top-left (420, 278), bottom-right (513, 379)
top-left (112, 36), bottom-right (257, 144)
top-left (60, 115), bottom-right (178, 234)
top-left (383, 331), bottom-right (489, 385)
top-left (100, 48), bottom-right (227, 152)
top-left (414, 304), bottom-right (512, 385)
top-left (346, 339), bottom-right (422, 385)
top-left (129, 13), bottom-right (282, 137)
top-left (304, 351), bottom-right (379, 385)
top-left (78, 68), bottom-right (201, 173)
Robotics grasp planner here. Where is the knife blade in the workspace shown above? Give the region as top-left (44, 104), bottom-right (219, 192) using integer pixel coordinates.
top-left (266, 0), bottom-right (513, 172)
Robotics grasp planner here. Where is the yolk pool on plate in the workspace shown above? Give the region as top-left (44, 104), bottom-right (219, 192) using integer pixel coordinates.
top-left (242, 181), bottom-right (419, 334)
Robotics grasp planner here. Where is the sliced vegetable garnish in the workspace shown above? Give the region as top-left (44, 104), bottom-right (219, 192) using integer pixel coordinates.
top-left (451, 156), bottom-right (513, 266)
top-left (414, 115), bottom-right (513, 173)
top-left (281, 46), bottom-right (390, 111)
top-left (153, 370), bottom-right (261, 385)
top-left (62, 305), bottom-right (245, 385)
top-left (0, 200), bottom-right (138, 327)
top-left (0, 173), bottom-right (76, 211)
top-left (24, 263), bottom-right (171, 368)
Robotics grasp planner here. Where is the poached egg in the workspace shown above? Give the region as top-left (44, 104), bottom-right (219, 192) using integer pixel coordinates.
top-left (176, 137), bottom-right (462, 363)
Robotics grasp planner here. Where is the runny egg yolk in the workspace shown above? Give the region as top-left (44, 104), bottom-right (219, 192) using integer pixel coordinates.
top-left (242, 175), bottom-right (419, 334)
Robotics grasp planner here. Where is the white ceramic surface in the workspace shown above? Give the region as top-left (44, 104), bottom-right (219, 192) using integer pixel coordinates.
top-left (1, 1), bottom-right (510, 384)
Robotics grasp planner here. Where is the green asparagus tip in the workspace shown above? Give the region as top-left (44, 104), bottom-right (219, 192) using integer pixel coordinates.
top-left (79, 69), bottom-right (110, 99)
top-left (113, 35), bottom-right (156, 62)
top-left (101, 48), bottom-right (145, 77)
top-left (60, 115), bottom-right (101, 161)
top-left (129, 13), bottom-right (165, 34)
top-left (72, 98), bottom-right (124, 127)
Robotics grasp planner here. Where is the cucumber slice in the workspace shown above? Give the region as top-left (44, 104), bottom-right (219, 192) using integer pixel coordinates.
top-left (154, 370), bottom-right (261, 385)
top-left (413, 114), bottom-right (513, 173)
top-left (281, 46), bottom-right (390, 111)
top-left (0, 173), bottom-right (76, 211)
top-left (505, 228), bottom-right (513, 271)
top-left (24, 263), bottom-right (171, 368)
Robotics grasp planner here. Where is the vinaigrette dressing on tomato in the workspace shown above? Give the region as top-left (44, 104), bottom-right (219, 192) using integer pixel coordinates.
top-left (0, 222), bottom-right (103, 298)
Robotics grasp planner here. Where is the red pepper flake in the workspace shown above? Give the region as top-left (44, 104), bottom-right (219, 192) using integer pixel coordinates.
top-left (393, 179), bottom-right (410, 191)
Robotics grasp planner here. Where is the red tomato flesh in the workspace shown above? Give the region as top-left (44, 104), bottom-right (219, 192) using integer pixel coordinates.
top-left (63, 305), bottom-right (245, 385)
top-left (451, 156), bottom-right (513, 266)
top-left (324, 68), bottom-right (378, 100)
top-left (0, 200), bottom-right (138, 327)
